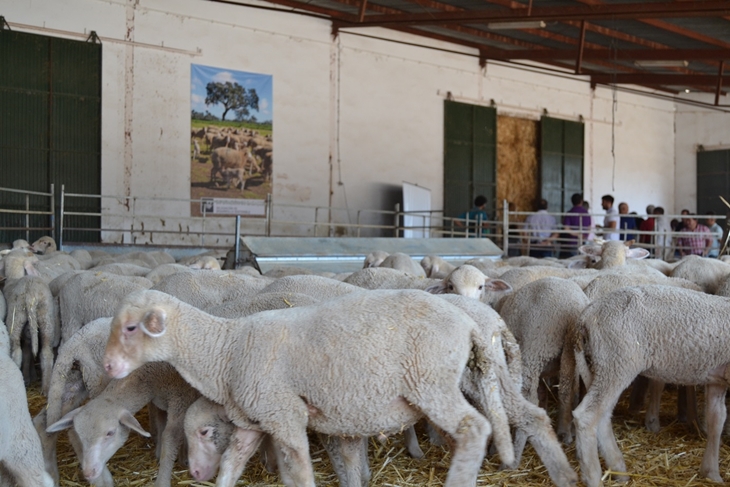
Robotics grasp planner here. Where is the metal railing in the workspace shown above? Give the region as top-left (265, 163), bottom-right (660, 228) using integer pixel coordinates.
top-left (2, 185), bottom-right (726, 261)
top-left (0, 185), bottom-right (55, 242)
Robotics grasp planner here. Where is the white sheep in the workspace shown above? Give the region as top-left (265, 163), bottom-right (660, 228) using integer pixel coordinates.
top-left (103, 289), bottom-right (509, 487)
top-left (577, 240), bottom-right (650, 269)
top-left (425, 264), bottom-right (513, 306)
top-left (362, 250), bottom-right (389, 268)
top-left (419, 254), bottom-right (456, 278)
top-left (670, 254), bottom-right (730, 294)
top-left (257, 274), bottom-right (362, 301)
top-left (497, 276), bottom-right (589, 451)
top-left (58, 271), bottom-right (153, 344)
top-left (47, 362), bottom-right (200, 487)
top-left (204, 291), bottom-right (321, 318)
top-left (377, 252), bottom-right (426, 277)
top-left (343, 266), bottom-right (438, 290)
top-left (1, 249), bottom-right (58, 393)
top-left (498, 265), bottom-right (598, 292)
top-left (571, 285), bottom-right (730, 486)
top-left (0, 350), bottom-right (54, 487)
top-left (89, 262), bottom-right (152, 277)
top-left (152, 271), bottom-right (270, 309)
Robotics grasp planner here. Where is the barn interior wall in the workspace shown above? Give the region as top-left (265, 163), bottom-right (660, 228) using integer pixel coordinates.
top-left (674, 95), bottom-right (730, 215)
top-left (6, 0), bottom-right (726, 243)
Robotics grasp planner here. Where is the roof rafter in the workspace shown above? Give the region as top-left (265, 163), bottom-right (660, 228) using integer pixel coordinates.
top-left (344, 1), bottom-right (730, 29)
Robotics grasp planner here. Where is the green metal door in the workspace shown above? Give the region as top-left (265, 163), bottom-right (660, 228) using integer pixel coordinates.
top-left (443, 101), bottom-right (497, 224)
top-left (540, 117), bottom-right (584, 213)
top-left (697, 149), bottom-right (730, 215)
top-left (0, 28), bottom-right (101, 244)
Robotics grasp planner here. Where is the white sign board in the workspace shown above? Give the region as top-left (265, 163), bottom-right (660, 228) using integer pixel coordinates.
top-left (402, 182), bottom-right (431, 238)
top-left (201, 198), bottom-right (266, 216)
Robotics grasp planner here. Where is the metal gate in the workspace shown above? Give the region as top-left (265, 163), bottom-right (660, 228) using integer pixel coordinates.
top-left (0, 24), bottom-right (101, 243)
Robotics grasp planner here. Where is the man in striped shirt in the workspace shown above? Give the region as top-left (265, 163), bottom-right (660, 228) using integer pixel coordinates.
top-left (677, 215), bottom-right (712, 257)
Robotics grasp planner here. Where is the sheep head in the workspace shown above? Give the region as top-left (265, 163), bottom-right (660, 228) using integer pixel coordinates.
top-left (426, 265), bottom-right (512, 303)
top-left (30, 235), bottom-right (57, 254)
top-left (363, 250), bottom-right (389, 268)
top-left (579, 240), bottom-right (650, 269)
top-left (185, 397), bottom-right (234, 482)
top-left (104, 290), bottom-right (172, 379)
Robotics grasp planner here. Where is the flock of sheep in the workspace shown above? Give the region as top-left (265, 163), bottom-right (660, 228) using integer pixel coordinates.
top-left (191, 125), bottom-right (273, 191)
top-left (2, 236), bottom-right (730, 487)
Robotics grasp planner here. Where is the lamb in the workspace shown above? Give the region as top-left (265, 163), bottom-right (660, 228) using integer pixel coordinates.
top-left (571, 285), bottom-right (730, 486)
top-left (40, 317), bottom-right (113, 485)
top-left (184, 397), bottom-right (370, 487)
top-left (151, 271), bottom-right (270, 309)
top-left (58, 271), bottom-right (153, 343)
top-left (498, 265), bottom-right (598, 291)
top-left (377, 252), bottom-right (426, 277)
top-left (89, 263), bottom-right (152, 277)
top-left (496, 277), bottom-right (589, 450)
top-left (425, 264), bottom-right (513, 306)
top-left (577, 240), bottom-right (650, 269)
top-left (1, 249), bottom-right (59, 393)
top-left (420, 254), bottom-right (456, 278)
top-left (343, 266), bottom-right (438, 290)
top-left (204, 291), bottom-right (320, 318)
top-left (670, 254), bottom-right (730, 294)
top-left (257, 274), bottom-right (362, 301)
top-left (362, 250), bottom-right (389, 268)
top-left (103, 289), bottom-right (510, 487)
top-left (47, 362), bottom-right (200, 487)
top-left (145, 264), bottom-right (194, 285)
top-left (0, 350), bottom-right (54, 487)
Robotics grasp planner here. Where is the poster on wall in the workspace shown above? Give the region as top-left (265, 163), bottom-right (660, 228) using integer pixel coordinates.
top-left (190, 64), bottom-right (272, 217)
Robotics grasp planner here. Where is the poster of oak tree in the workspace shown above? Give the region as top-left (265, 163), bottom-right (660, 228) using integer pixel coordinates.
top-left (190, 64), bottom-right (272, 216)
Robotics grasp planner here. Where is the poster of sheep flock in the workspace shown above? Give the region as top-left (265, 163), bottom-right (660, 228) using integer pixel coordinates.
top-left (190, 64), bottom-right (272, 217)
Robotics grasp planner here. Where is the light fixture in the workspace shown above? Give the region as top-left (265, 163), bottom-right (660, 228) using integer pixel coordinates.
top-left (486, 20), bottom-right (546, 30)
top-left (685, 89), bottom-right (691, 93)
top-left (634, 60), bottom-right (689, 68)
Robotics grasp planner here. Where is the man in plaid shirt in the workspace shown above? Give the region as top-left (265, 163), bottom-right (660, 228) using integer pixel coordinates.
top-left (677, 214), bottom-right (712, 257)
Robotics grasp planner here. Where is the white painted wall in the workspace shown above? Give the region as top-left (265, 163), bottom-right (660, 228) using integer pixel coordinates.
top-left (5, 0), bottom-right (730, 244)
top-left (675, 93), bottom-right (730, 214)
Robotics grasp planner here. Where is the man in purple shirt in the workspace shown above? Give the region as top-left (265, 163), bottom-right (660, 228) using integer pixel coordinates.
top-left (562, 193), bottom-right (591, 256)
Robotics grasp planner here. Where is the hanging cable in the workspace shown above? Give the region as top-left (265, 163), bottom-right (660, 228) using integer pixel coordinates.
top-left (610, 33), bottom-right (618, 192)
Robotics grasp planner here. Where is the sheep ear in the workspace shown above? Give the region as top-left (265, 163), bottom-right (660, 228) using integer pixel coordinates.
top-left (424, 283), bottom-right (447, 294)
top-left (120, 410), bottom-right (151, 437)
top-left (579, 244), bottom-right (603, 257)
top-left (626, 247), bottom-right (650, 260)
top-left (140, 308), bottom-right (167, 337)
top-left (485, 279), bottom-right (512, 293)
top-left (46, 407), bottom-right (83, 433)
top-left (24, 259), bottom-right (41, 277)
top-left (566, 258), bottom-right (588, 269)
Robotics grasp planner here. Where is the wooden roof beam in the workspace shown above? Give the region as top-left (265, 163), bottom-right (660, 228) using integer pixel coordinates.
top-left (591, 73), bottom-right (730, 85)
top-left (481, 48), bottom-right (730, 62)
top-left (344, 1), bottom-right (730, 28)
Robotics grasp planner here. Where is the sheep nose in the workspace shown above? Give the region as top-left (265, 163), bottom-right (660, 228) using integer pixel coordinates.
top-left (104, 362), bottom-right (112, 372)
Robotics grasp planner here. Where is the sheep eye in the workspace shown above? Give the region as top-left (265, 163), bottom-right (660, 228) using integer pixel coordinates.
top-left (478, 285), bottom-right (484, 291)
top-left (106, 429), bottom-right (115, 437)
top-left (200, 428), bottom-right (210, 437)
top-left (448, 284), bottom-right (454, 291)
top-left (125, 324), bottom-right (137, 333)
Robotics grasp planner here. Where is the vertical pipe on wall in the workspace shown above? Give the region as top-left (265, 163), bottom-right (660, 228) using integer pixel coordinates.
top-left (502, 199), bottom-right (509, 257)
top-left (59, 184), bottom-right (64, 251)
top-left (328, 29), bottom-right (340, 233)
top-left (123, 0), bottom-right (136, 209)
top-left (234, 215), bottom-right (241, 267)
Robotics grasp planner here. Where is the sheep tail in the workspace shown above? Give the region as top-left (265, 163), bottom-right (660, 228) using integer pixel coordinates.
top-left (574, 324), bottom-right (593, 390)
top-left (26, 296), bottom-right (40, 358)
top-left (467, 328), bottom-right (515, 467)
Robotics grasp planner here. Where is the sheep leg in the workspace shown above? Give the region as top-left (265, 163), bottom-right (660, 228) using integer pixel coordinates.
top-left (154, 412), bottom-right (185, 487)
top-left (259, 434), bottom-right (278, 474)
top-left (216, 428), bottom-right (264, 487)
top-left (40, 339), bottom-right (54, 396)
top-left (574, 375), bottom-right (631, 487)
top-left (2, 450), bottom-right (53, 487)
top-left (320, 434), bottom-right (369, 487)
top-left (699, 383), bottom-right (726, 483)
top-left (644, 379), bottom-right (664, 433)
top-left (32, 412), bottom-right (60, 485)
top-left (271, 429), bottom-right (315, 487)
top-left (557, 342), bottom-right (578, 445)
top-left (403, 425), bottom-right (425, 459)
top-left (678, 385), bottom-right (701, 435)
top-left (627, 375), bottom-right (649, 414)
top-left (413, 390), bottom-right (489, 487)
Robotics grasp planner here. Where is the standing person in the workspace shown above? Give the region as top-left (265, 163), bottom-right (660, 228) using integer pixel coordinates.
top-left (618, 202), bottom-right (637, 242)
top-left (653, 207), bottom-right (673, 260)
top-left (677, 215), bottom-right (712, 257)
top-left (705, 211), bottom-right (724, 257)
top-left (638, 205), bottom-right (656, 246)
top-left (524, 198), bottom-right (559, 258)
top-left (596, 194), bottom-right (620, 241)
top-left (455, 195), bottom-right (489, 237)
top-left (562, 193), bottom-right (591, 257)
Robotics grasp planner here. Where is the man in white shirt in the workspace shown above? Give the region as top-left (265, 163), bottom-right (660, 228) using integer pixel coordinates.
top-left (524, 198), bottom-right (559, 257)
top-left (597, 194), bottom-right (620, 241)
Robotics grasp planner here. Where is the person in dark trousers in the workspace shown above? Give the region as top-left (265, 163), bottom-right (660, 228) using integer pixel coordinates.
top-left (455, 195), bottom-right (489, 237)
